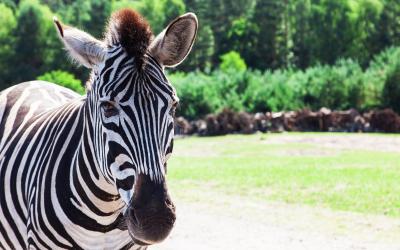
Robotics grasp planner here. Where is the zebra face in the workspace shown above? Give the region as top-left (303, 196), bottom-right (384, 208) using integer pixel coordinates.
top-left (91, 51), bottom-right (177, 202)
top-left (55, 9), bottom-right (197, 245)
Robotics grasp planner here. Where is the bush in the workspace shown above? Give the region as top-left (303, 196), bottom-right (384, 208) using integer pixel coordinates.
top-left (382, 60), bottom-right (400, 113)
top-left (37, 70), bottom-right (84, 94)
top-left (219, 51), bottom-right (247, 73)
top-left (169, 46), bottom-right (400, 119)
top-left (170, 70), bottom-right (248, 119)
top-left (242, 69), bottom-right (302, 112)
top-left (212, 69), bottom-right (247, 112)
top-left (302, 59), bottom-right (365, 110)
top-left (169, 72), bottom-right (220, 119)
top-left (369, 47), bottom-right (400, 110)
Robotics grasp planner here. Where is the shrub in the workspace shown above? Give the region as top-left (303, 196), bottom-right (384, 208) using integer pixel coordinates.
top-left (369, 47), bottom-right (400, 110)
top-left (242, 69), bottom-right (302, 112)
top-left (301, 59), bottom-right (365, 110)
top-left (169, 46), bottom-right (400, 119)
top-left (170, 70), bottom-right (249, 119)
top-left (382, 60), bottom-right (400, 113)
top-left (169, 71), bottom-right (221, 119)
top-left (37, 70), bottom-right (84, 94)
top-left (212, 69), bottom-right (246, 112)
top-left (219, 51), bottom-right (247, 73)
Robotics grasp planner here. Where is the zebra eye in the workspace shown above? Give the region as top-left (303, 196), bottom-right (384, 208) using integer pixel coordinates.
top-left (100, 101), bottom-right (118, 118)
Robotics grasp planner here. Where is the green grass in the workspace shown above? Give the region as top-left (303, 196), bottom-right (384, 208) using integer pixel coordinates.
top-left (168, 133), bottom-right (400, 217)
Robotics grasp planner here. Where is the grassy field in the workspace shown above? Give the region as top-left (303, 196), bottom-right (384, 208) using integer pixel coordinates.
top-left (167, 133), bottom-right (400, 217)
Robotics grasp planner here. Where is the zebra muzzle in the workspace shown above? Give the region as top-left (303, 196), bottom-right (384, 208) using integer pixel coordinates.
top-left (126, 174), bottom-right (176, 246)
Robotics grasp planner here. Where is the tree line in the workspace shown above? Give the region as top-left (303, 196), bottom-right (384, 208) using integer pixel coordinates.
top-left (0, 0), bottom-right (400, 115)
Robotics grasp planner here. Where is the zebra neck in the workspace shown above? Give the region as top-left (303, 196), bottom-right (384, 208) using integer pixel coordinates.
top-left (70, 103), bottom-right (125, 218)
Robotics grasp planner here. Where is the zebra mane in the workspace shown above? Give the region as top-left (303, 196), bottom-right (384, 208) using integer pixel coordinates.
top-left (105, 9), bottom-right (153, 68)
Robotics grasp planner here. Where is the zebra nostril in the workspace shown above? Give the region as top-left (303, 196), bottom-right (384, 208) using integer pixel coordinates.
top-left (165, 199), bottom-right (174, 209)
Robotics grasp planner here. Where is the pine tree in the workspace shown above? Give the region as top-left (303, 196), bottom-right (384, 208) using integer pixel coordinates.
top-left (83, 0), bottom-right (112, 38)
top-left (250, 0), bottom-right (286, 69)
top-left (0, 3), bottom-right (17, 89)
top-left (11, 1), bottom-right (54, 84)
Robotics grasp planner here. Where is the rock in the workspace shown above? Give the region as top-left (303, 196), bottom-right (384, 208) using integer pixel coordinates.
top-left (294, 109), bottom-right (321, 131)
top-left (174, 108), bottom-right (400, 135)
top-left (254, 112), bottom-right (268, 132)
top-left (205, 114), bottom-right (220, 136)
top-left (174, 117), bottom-right (192, 135)
top-left (190, 119), bottom-right (207, 135)
top-left (268, 112), bottom-right (285, 132)
top-left (237, 112), bottom-right (255, 134)
top-left (217, 109), bottom-right (239, 135)
top-left (330, 109), bottom-right (361, 132)
top-left (369, 109), bottom-right (400, 133)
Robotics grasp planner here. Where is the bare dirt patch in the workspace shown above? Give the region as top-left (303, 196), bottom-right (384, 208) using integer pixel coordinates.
top-left (153, 192), bottom-right (400, 250)
top-left (265, 133), bottom-right (400, 153)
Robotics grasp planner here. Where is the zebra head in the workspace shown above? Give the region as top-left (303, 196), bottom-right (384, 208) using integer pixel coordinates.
top-left (54, 9), bottom-right (197, 246)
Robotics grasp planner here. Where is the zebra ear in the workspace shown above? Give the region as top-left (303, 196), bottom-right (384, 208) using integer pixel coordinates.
top-left (53, 17), bottom-right (106, 68)
top-left (149, 13), bottom-right (198, 67)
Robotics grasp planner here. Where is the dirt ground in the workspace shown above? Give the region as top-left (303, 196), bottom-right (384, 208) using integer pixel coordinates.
top-left (153, 134), bottom-right (400, 250)
top-left (152, 195), bottom-right (400, 250)
top-left (266, 133), bottom-right (400, 153)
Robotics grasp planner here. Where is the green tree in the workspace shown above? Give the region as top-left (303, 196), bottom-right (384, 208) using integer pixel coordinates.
top-left (347, 0), bottom-right (383, 65)
top-left (112, 0), bottom-right (140, 11)
top-left (220, 51), bottom-right (247, 73)
top-left (228, 15), bottom-right (258, 66)
top-left (368, 0), bottom-right (400, 58)
top-left (180, 24), bottom-right (215, 71)
top-left (306, 0), bottom-right (382, 66)
top-left (382, 59), bottom-right (400, 113)
top-left (10, 0), bottom-right (55, 84)
top-left (137, 0), bottom-right (166, 33)
top-left (162, 0), bottom-right (186, 26)
top-left (82, 0), bottom-right (112, 38)
top-left (290, 0), bottom-right (312, 69)
top-left (0, 0), bottom-right (17, 10)
top-left (184, 0), bottom-right (254, 66)
top-left (37, 70), bottom-right (84, 94)
top-left (0, 3), bottom-right (17, 89)
top-left (249, 0), bottom-right (288, 69)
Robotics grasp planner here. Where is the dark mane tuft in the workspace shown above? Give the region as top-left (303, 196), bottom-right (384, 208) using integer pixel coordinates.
top-left (106, 9), bottom-right (153, 69)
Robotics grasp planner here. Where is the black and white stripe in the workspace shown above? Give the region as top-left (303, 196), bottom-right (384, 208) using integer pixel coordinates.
top-left (0, 9), bottom-right (198, 250)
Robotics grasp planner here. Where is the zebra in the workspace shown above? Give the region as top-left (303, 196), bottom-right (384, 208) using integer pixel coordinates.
top-left (0, 8), bottom-right (197, 250)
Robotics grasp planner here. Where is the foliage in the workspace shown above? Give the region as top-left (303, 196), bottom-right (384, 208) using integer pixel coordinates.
top-left (0, 3), bottom-right (17, 87)
top-left (250, 0), bottom-right (287, 69)
top-left (169, 72), bottom-right (221, 119)
top-left (180, 24), bottom-right (215, 71)
top-left (301, 59), bottom-right (365, 110)
top-left (170, 47), bottom-right (400, 118)
top-left (37, 70), bottom-right (84, 94)
top-left (0, 0), bottom-right (399, 82)
top-left (2, 0), bottom-right (400, 117)
top-left (382, 59), bottom-right (400, 113)
top-left (219, 51), bottom-right (247, 73)
top-left (7, 0), bottom-right (56, 86)
top-left (242, 69), bottom-right (302, 112)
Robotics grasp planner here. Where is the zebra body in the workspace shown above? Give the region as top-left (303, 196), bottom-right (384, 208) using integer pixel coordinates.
top-left (0, 9), bottom-right (197, 250)
top-left (0, 81), bottom-right (131, 249)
